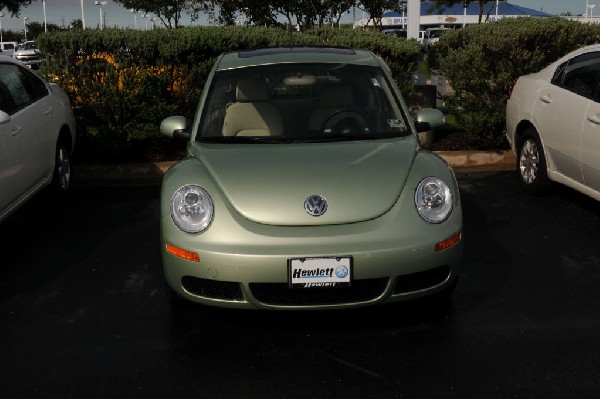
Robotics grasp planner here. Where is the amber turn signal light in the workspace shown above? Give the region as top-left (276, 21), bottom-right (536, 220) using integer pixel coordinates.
top-left (166, 243), bottom-right (200, 262)
top-left (434, 231), bottom-right (462, 253)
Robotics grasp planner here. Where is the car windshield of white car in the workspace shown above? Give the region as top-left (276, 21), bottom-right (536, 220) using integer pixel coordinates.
top-left (196, 63), bottom-right (412, 143)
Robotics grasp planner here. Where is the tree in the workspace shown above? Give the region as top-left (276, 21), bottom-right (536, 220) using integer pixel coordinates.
top-left (25, 21), bottom-right (62, 40)
top-left (425, 0), bottom-right (499, 24)
top-left (203, 0), bottom-right (357, 29)
top-left (113, 0), bottom-right (200, 28)
top-left (0, 0), bottom-right (33, 17)
top-left (70, 19), bottom-right (84, 30)
top-left (359, 0), bottom-right (403, 29)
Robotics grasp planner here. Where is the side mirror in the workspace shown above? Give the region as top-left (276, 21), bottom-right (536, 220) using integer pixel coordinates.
top-left (416, 108), bottom-right (445, 133)
top-left (160, 116), bottom-right (190, 141)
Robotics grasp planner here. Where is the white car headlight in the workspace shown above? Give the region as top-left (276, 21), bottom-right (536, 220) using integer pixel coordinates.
top-left (170, 185), bottom-right (213, 233)
top-left (415, 177), bottom-right (453, 224)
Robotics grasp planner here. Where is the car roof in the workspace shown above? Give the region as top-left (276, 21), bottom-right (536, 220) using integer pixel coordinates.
top-left (215, 47), bottom-right (381, 71)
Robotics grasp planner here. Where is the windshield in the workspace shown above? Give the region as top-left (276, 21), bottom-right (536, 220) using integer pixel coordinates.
top-left (22, 42), bottom-right (36, 50)
top-left (196, 63), bottom-right (412, 143)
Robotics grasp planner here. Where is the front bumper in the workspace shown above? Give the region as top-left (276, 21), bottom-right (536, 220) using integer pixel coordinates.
top-left (161, 188), bottom-right (463, 310)
top-left (14, 56), bottom-right (42, 69)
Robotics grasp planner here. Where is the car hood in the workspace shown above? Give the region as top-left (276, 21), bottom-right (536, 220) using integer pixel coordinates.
top-left (190, 138), bottom-right (418, 226)
top-left (14, 49), bottom-right (38, 56)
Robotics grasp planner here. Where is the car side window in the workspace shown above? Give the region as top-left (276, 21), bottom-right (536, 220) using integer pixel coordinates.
top-left (0, 63), bottom-right (48, 114)
top-left (551, 52), bottom-right (600, 100)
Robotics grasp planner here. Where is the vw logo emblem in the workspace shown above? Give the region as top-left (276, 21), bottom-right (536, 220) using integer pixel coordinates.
top-left (304, 195), bottom-right (328, 217)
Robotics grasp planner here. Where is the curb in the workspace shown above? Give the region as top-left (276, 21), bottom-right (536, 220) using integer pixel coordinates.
top-left (436, 150), bottom-right (516, 172)
top-left (72, 150), bottom-right (516, 187)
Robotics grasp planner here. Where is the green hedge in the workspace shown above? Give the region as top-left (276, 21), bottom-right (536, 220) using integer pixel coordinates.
top-left (36, 27), bottom-right (420, 162)
top-left (430, 17), bottom-right (600, 150)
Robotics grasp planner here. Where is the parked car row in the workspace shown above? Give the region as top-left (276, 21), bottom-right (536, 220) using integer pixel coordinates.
top-left (0, 41), bottom-right (42, 68)
top-left (2, 37), bottom-right (600, 313)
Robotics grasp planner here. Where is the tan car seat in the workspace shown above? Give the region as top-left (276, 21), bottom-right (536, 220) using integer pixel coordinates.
top-left (222, 78), bottom-right (284, 137)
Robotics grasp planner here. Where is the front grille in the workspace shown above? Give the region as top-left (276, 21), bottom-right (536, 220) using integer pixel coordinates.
top-left (393, 265), bottom-right (450, 294)
top-left (249, 278), bottom-right (388, 306)
top-left (181, 276), bottom-right (244, 301)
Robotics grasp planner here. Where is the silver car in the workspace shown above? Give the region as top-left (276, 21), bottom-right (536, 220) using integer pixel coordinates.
top-left (506, 44), bottom-right (600, 200)
top-left (0, 55), bottom-right (76, 223)
top-left (12, 41), bottom-right (42, 69)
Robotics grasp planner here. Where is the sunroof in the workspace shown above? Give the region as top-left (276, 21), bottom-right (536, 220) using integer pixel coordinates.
top-left (238, 47), bottom-right (356, 58)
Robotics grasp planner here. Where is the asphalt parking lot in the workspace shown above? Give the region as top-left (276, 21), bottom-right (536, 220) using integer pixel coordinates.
top-left (1, 171), bottom-right (600, 398)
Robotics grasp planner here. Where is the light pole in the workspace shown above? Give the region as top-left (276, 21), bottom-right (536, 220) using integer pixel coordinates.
top-left (587, 0), bottom-right (591, 21)
top-left (80, 0), bottom-right (86, 29)
top-left (590, 4), bottom-right (597, 22)
top-left (23, 16), bottom-right (28, 41)
top-left (130, 8), bottom-right (138, 29)
top-left (43, 0), bottom-right (47, 32)
top-left (495, 0), bottom-right (499, 21)
top-left (95, 1), bottom-right (107, 29)
top-left (0, 13), bottom-right (4, 44)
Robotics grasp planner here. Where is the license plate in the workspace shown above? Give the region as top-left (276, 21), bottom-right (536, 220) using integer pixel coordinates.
top-left (288, 257), bottom-right (352, 289)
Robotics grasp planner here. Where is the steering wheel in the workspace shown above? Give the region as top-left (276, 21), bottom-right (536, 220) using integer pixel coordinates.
top-left (321, 109), bottom-right (368, 135)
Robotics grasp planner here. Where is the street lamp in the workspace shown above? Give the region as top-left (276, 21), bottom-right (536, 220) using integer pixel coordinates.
top-left (80, 0), bottom-right (86, 29)
top-left (0, 13), bottom-right (4, 44)
top-left (95, 1), bottom-right (108, 29)
top-left (43, 0), bottom-right (47, 32)
top-left (23, 16), bottom-right (28, 41)
top-left (143, 14), bottom-right (154, 30)
top-left (130, 8), bottom-right (138, 29)
top-left (589, 4), bottom-right (597, 22)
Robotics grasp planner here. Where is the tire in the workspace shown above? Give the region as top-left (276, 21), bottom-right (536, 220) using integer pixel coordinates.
top-left (517, 128), bottom-right (550, 194)
top-left (51, 142), bottom-right (72, 191)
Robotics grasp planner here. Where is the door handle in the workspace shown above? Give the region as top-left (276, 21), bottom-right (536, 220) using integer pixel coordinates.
top-left (11, 126), bottom-right (22, 136)
top-left (587, 115), bottom-right (600, 125)
top-left (539, 95), bottom-right (552, 104)
top-left (44, 107), bottom-right (53, 116)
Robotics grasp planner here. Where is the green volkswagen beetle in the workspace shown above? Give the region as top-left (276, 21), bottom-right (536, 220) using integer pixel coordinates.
top-left (160, 47), bottom-right (462, 309)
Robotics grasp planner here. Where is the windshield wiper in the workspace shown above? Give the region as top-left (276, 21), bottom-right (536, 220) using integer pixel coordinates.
top-left (197, 136), bottom-right (293, 144)
top-left (297, 133), bottom-right (406, 143)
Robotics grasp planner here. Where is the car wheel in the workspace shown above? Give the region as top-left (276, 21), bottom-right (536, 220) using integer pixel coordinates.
top-left (517, 128), bottom-right (550, 194)
top-left (52, 142), bottom-right (72, 191)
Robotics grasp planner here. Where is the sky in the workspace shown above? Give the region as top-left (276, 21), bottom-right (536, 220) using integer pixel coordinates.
top-left (0, 1), bottom-right (585, 34)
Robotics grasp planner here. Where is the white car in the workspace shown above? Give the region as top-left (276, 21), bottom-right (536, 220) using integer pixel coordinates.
top-left (506, 44), bottom-right (600, 200)
top-left (421, 28), bottom-right (449, 52)
top-left (0, 41), bottom-right (19, 56)
top-left (12, 41), bottom-right (42, 69)
top-left (0, 55), bottom-right (76, 223)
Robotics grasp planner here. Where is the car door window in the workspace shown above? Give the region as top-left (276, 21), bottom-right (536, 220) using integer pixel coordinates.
top-left (552, 51), bottom-right (600, 100)
top-left (0, 63), bottom-right (48, 114)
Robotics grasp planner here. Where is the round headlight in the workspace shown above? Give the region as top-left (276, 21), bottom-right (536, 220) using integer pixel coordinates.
top-left (415, 177), bottom-right (453, 224)
top-left (170, 185), bottom-right (214, 233)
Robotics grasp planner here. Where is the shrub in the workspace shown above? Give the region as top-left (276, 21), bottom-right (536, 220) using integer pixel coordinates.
top-left (431, 17), bottom-right (600, 150)
top-left (36, 27), bottom-right (420, 162)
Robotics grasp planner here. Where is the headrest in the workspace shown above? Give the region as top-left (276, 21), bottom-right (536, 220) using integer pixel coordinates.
top-left (236, 78), bottom-right (269, 102)
top-left (320, 84), bottom-right (353, 107)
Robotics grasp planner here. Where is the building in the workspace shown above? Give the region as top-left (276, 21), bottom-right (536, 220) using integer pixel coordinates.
top-left (354, 1), bottom-right (551, 30)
